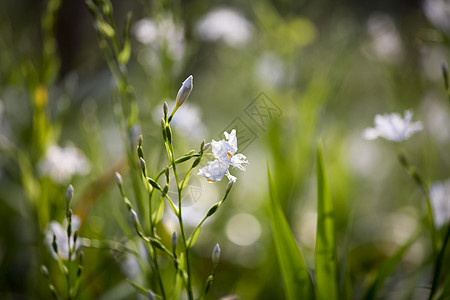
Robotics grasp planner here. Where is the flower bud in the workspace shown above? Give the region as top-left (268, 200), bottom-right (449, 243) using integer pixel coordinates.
top-left (138, 134), bottom-right (143, 147)
top-left (115, 172), bottom-right (123, 187)
top-left (212, 243), bottom-right (221, 266)
top-left (165, 167), bottom-right (170, 183)
top-left (148, 289), bottom-right (155, 300)
top-left (139, 157), bottom-right (147, 176)
top-left (40, 265), bottom-right (49, 278)
top-left (163, 102), bottom-right (169, 116)
top-left (130, 209), bottom-right (139, 231)
top-left (171, 231), bottom-right (178, 253)
top-left (202, 142), bottom-right (211, 152)
top-left (66, 184), bottom-right (74, 204)
top-left (175, 75), bottom-right (193, 109)
top-left (52, 234), bottom-right (58, 254)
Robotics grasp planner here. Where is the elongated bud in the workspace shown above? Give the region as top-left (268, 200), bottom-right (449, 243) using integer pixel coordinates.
top-left (148, 290), bottom-right (155, 300)
top-left (67, 208), bottom-right (72, 220)
top-left (138, 135), bottom-right (143, 147)
top-left (212, 243), bottom-right (221, 266)
top-left (175, 75), bottom-right (193, 109)
top-left (73, 230), bottom-right (78, 245)
top-left (66, 184), bottom-right (74, 204)
top-left (123, 197), bottom-right (132, 210)
top-left (139, 157), bottom-right (147, 176)
top-left (163, 102), bottom-right (169, 117)
top-left (223, 180), bottom-right (234, 200)
top-left (200, 140), bottom-right (205, 153)
top-left (165, 167), bottom-right (170, 183)
top-left (192, 157), bottom-right (202, 168)
top-left (147, 177), bottom-right (162, 190)
top-left (40, 265), bottom-right (49, 278)
top-left (115, 172), bottom-right (123, 187)
top-left (203, 142), bottom-right (211, 152)
top-left (206, 203), bottom-right (219, 217)
top-left (130, 209), bottom-right (139, 230)
top-left (205, 275), bottom-right (214, 294)
top-left (171, 231), bottom-right (178, 253)
top-left (169, 75), bottom-right (193, 122)
top-left (165, 125), bottom-right (172, 144)
top-left (52, 234), bottom-right (58, 254)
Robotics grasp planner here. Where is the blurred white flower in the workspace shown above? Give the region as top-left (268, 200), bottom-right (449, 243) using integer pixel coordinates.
top-left (38, 144), bottom-right (90, 183)
top-left (44, 215), bottom-right (81, 260)
top-left (152, 101), bottom-right (207, 142)
top-left (198, 129), bottom-right (248, 183)
top-left (195, 8), bottom-right (253, 48)
top-left (367, 13), bottom-right (403, 63)
top-left (133, 15), bottom-right (185, 61)
top-left (255, 52), bottom-right (285, 87)
top-left (423, 0), bottom-right (450, 33)
top-left (363, 110), bottom-right (423, 142)
top-left (429, 179), bottom-right (450, 229)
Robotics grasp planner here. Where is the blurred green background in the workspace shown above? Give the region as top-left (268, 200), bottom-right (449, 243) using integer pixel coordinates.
top-left (0, 0), bottom-right (449, 299)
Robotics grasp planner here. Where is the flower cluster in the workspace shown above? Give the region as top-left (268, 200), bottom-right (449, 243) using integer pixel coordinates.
top-left (44, 215), bottom-right (82, 260)
top-left (198, 129), bottom-right (248, 183)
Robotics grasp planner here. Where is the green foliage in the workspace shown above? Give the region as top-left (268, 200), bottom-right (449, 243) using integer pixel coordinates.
top-left (267, 165), bottom-right (314, 300)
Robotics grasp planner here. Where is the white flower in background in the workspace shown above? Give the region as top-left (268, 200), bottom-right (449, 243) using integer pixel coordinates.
top-left (366, 13), bottom-right (403, 63)
top-left (195, 8), bottom-right (253, 48)
top-left (38, 144), bottom-right (90, 183)
top-left (133, 15), bottom-right (185, 61)
top-left (152, 101), bottom-right (207, 142)
top-left (429, 179), bottom-right (450, 229)
top-left (423, 0), bottom-right (450, 33)
top-left (363, 110), bottom-right (423, 142)
top-left (44, 215), bottom-right (82, 260)
top-left (255, 52), bottom-right (285, 87)
top-left (198, 129), bottom-right (248, 183)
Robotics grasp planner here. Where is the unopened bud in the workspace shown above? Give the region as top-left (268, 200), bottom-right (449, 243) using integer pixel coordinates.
top-left (161, 118), bottom-right (167, 140)
top-left (225, 180), bottom-right (234, 196)
top-left (115, 172), bottom-right (123, 187)
top-left (165, 167), bottom-right (170, 183)
top-left (138, 135), bottom-right (143, 147)
top-left (175, 75), bottom-right (193, 109)
top-left (171, 231), bottom-right (178, 253)
top-left (40, 265), bottom-right (49, 277)
top-left (163, 102), bottom-right (169, 116)
top-left (52, 234), bottom-right (58, 254)
top-left (212, 243), bottom-right (221, 266)
top-left (66, 184), bottom-right (74, 204)
top-left (203, 142), bottom-right (211, 152)
top-left (200, 140), bottom-right (205, 152)
top-left (192, 157), bottom-right (202, 168)
top-left (130, 209), bottom-right (139, 230)
top-left (139, 157), bottom-right (147, 175)
top-left (148, 289), bottom-right (155, 300)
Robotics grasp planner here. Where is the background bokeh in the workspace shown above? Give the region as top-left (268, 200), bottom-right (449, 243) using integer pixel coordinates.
top-left (0, 0), bottom-right (449, 299)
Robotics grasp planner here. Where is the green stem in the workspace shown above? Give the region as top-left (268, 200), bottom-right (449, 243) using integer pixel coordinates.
top-left (168, 140), bottom-right (194, 300)
top-left (396, 146), bottom-right (437, 260)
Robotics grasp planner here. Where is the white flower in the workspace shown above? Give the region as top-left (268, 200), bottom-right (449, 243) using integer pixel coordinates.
top-left (429, 179), bottom-right (450, 229)
top-left (44, 215), bottom-right (82, 260)
top-left (363, 110), bottom-right (423, 142)
top-left (195, 8), bottom-right (253, 48)
top-left (133, 15), bottom-right (185, 61)
top-left (366, 13), bottom-right (403, 63)
top-left (38, 144), bottom-right (90, 183)
top-left (198, 129), bottom-right (248, 183)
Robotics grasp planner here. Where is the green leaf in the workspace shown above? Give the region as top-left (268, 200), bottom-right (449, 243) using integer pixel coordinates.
top-left (267, 165), bottom-right (314, 300)
top-left (363, 231), bottom-right (421, 300)
top-left (152, 197), bottom-right (164, 225)
top-left (315, 142), bottom-right (339, 300)
top-left (186, 226), bottom-right (201, 249)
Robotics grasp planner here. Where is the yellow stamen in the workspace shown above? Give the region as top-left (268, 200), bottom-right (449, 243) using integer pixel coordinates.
top-left (227, 152), bottom-right (232, 158)
top-left (207, 179), bottom-right (214, 182)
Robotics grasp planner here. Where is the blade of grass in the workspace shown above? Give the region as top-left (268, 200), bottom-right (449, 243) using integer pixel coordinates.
top-left (267, 164), bottom-right (314, 300)
top-left (315, 141), bottom-right (339, 300)
top-left (363, 230), bottom-right (421, 300)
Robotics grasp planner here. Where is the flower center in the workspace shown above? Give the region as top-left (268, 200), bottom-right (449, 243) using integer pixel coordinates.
top-left (207, 179), bottom-right (214, 182)
top-left (227, 152), bottom-right (232, 158)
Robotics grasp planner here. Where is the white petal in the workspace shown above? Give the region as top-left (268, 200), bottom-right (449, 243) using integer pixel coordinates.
top-left (231, 153), bottom-right (248, 171)
top-left (197, 160), bottom-right (228, 182)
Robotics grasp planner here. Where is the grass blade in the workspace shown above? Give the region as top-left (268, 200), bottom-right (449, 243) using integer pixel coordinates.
top-left (363, 230), bottom-right (421, 300)
top-left (267, 164), bottom-right (314, 300)
top-left (315, 142), bottom-right (339, 300)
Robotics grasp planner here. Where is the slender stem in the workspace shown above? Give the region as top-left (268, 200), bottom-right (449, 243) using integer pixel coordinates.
top-left (396, 146), bottom-right (437, 260)
top-left (168, 140), bottom-right (194, 300)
